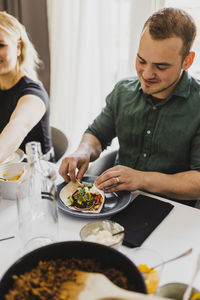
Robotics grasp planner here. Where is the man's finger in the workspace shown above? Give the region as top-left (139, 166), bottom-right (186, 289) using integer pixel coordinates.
top-left (77, 164), bottom-right (88, 182)
top-left (62, 174), bottom-right (71, 183)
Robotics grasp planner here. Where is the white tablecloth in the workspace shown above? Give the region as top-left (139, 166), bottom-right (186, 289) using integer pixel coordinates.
top-left (0, 190), bottom-right (200, 290)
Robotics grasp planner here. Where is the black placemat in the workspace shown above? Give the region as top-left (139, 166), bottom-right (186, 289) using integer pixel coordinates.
top-left (111, 194), bottom-right (174, 248)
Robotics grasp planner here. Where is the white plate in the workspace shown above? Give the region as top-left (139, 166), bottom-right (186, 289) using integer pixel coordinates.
top-left (0, 149), bottom-right (25, 165)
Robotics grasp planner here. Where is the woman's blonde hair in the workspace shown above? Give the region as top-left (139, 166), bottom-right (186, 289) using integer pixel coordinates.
top-left (0, 11), bottom-right (41, 81)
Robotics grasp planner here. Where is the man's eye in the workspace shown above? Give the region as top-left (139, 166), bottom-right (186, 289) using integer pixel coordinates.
top-left (0, 44), bottom-right (5, 47)
top-left (157, 66), bottom-right (168, 71)
top-left (139, 60), bottom-right (146, 64)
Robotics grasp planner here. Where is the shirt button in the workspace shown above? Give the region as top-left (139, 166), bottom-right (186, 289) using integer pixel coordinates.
top-left (143, 153), bottom-right (147, 157)
top-left (153, 106), bottom-right (157, 110)
top-left (147, 130), bottom-right (151, 134)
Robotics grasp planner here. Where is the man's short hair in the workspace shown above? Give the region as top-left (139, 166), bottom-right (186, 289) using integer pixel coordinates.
top-left (143, 7), bottom-right (197, 60)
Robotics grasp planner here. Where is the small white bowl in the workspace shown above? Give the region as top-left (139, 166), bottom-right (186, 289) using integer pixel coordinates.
top-left (0, 162), bottom-right (27, 200)
top-left (1, 149), bottom-right (25, 165)
top-left (155, 282), bottom-right (200, 300)
top-left (80, 220), bottom-right (124, 250)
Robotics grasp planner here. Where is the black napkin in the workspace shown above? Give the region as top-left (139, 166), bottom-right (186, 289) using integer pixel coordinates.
top-left (111, 194), bottom-right (174, 248)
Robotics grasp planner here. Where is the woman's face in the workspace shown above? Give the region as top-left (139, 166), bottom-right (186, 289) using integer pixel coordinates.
top-left (0, 29), bottom-right (21, 76)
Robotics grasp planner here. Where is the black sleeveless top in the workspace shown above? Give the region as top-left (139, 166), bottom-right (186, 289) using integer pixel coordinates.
top-left (0, 76), bottom-right (52, 154)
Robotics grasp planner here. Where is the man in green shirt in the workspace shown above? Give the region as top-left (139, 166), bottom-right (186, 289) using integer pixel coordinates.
top-left (59, 8), bottom-right (200, 204)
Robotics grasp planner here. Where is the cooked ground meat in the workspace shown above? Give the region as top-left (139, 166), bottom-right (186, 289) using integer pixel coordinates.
top-left (5, 258), bottom-right (134, 299)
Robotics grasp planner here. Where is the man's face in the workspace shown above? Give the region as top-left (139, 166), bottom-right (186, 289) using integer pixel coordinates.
top-left (136, 27), bottom-right (184, 99)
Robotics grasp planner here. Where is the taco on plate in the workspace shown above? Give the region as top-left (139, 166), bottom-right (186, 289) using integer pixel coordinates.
top-left (59, 180), bottom-right (105, 213)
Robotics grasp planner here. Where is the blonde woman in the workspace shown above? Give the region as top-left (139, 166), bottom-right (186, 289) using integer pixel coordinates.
top-left (0, 11), bottom-right (54, 163)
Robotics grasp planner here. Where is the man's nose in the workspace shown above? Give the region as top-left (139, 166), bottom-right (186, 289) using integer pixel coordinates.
top-left (142, 65), bottom-right (155, 79)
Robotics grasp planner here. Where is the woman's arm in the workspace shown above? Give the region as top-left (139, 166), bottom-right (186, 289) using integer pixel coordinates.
top-left (0, 94), bottom-right (46, 162)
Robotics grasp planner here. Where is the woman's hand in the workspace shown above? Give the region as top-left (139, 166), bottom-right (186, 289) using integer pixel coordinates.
top-left (94, 165), bottom-right (145, 193)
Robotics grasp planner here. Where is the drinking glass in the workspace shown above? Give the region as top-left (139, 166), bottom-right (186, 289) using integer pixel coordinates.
top-left (126, 247), bottom-right (163, 294)
top-left (17, 175), bottom-right (58, 255)
top-left (16, 143), bottom-right (58, 256)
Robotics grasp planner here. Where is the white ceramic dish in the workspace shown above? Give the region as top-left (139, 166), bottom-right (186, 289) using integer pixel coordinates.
top-left (155, 282), bottom-right (200, 300)
top-left (0, 162), bottom-right (27, 200)
top-left (0, 149), bottom-right (25, 165)
top-left (80, 220), bottom-right (124, 250)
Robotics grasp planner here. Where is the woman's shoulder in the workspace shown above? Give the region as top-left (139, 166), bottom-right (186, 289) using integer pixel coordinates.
top-left (18, 76), bottom-right (46, 91)
top-left (16, 76), bottom-right (49, 103)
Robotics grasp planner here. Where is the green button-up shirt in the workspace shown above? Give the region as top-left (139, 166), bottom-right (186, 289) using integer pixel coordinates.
top-left (85, 71), bottom-right (200, 174)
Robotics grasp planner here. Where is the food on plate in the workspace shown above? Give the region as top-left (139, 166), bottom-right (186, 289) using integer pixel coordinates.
top-left (60, 180), bottom-right (105, 213)
top-left (0, 170), bottom-right (24, 181)
top-left (138, 264), bottom-right (160, 294)
top-left (5, 258), bottom-right (133, 299)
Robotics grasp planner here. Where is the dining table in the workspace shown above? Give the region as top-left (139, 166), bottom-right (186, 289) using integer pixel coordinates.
top-left (1, 181), bottom-right (200, 293)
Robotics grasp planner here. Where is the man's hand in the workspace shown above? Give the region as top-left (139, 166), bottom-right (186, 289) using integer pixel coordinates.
top-left (95, 166), bottom-right (200, 201)
top-left (59, 133), bottom-right (102, 183)
top-left (59, 152), bottom-right (90, 183)
top-left (94, 165), bottom-right (144, 193)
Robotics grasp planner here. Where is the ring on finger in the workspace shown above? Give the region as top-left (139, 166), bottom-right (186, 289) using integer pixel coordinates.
top-left (116, 176), bottom-right (120, 184)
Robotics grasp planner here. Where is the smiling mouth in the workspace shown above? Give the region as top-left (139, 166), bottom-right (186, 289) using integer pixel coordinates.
top-left (143, 78), bottom-right (158, 86)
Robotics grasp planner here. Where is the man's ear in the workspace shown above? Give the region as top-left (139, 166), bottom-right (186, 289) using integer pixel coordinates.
top-left (183, 52), bottom-right (195, 70)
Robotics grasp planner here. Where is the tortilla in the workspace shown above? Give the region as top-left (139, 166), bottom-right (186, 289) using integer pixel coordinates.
top-left (60, 180), bottom-right (105, 213)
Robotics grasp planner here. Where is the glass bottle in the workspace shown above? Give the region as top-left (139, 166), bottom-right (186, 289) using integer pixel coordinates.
top-left (17, 141), bottom-right (58, 254)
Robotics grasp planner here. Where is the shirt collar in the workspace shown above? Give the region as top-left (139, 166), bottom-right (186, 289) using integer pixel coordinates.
top-left (171, 70), bottom-right (191, 99)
